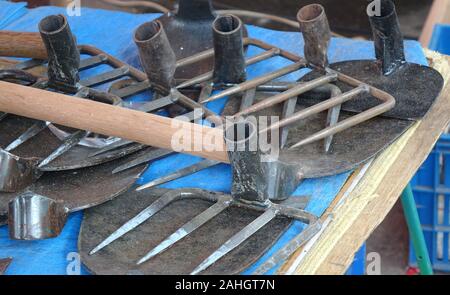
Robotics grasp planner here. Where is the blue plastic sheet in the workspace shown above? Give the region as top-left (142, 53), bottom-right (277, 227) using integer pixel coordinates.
top-left (0, 2), bottom-right (428, 275)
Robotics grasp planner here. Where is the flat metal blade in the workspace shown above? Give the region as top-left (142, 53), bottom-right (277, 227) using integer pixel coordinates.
top-left (5, 121), bottom-right (50, 152)
top-left (112, 148), bottom-right (173, 174)
top-left (137, 197), bottom-right (232, 265)
top-left (89, 192), bottom-right (180, 255)
top-left (38, 130), bottom-right (89, 169)
top-left (136, 159), bottom-right (220, 191)
top-left (80, 67), bottom-right (129, 87)
top-left (190, 207), bottom-right (278, 275)
top-left (252, 221), bottom-right (321, 275)
top-left (324, 104), bottom-right (341, 153)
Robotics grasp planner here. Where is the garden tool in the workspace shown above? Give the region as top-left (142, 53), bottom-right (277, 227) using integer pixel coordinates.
top-left (80, 1), bottom-right (443, 274)
top-left (0, 258), bottom-right (12, 275)
top-left (0, 146), bottom-right (151, 238)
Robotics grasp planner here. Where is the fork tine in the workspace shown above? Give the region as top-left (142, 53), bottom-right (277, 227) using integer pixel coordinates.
top-left (112, 148), bottom-right (173, 174)
top-left (38, 130), bottom-right (89, 169)
top-left (5, 121), bottom-right (50, 152)
top-left (190, 207), bottom-right (278, 275)
top-left (89, 192), bottom-right (180, 255)
top-left (137, 197), bottom-right (232, 265)
top-left (136, 159), bottom-right (220, 191)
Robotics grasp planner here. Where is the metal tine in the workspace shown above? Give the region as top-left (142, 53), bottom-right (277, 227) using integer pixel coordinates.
top-left (80, 66), bottom-right (130, 88)
top-left (137, 196), bottom-right (233, 265)
top-left (14, 59), bottom-right (46, 70)
top-left (324, 85), bottom-right (343, 153)
top-left (252, 221), bottom-right (322, 275)
top-left (111, 80), bottom-right (151, 99)
top-left (5, 121), bottom-right (50, 152)
top-left (259, 85), bottom-right (369, 146)
top-left (88, 139), bottom-right (133, 158)
top-left (136, 159), bottom-right (221, 191)
top-left (176, 48), bottom-right (279, 90)
top-left (89, 191), bottom-right (181, 255)
top-left (79, 54), bottom-right (108, 71)
top-left (234, 73), bottom-right (337, 117)
top-left (38, 129), bottom-right (89, 168)
top-left (280, 97), bottom-right (297, 148)
top-left (190, 207), bottom-right (278, 275)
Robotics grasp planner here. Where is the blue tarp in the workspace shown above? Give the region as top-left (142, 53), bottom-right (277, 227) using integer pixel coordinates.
top-left (0, 2), bottom-right (428, 275)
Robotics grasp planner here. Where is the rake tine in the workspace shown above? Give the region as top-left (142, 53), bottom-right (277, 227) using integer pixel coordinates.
top-left (136, 159), bottom-right (220, 191)
top-left (89, 192), bottom-right (180, 255)
top-left (79, 54), bottom-right (107, 70)
top-left (239, 88), bottom-right (257, 111)
top-left (5, 121), bottom-right (50, 152)
top-left (190, 207), bottom-right (278, 275)
top-left (252, 221), bottom-right (321, 275)
top-left (14, 59), bottom-right (45, 70)
top-left (198, 83), bottom-right (214, 103)
top-left (88, 139), bottom-right (133, 157)
top-left (38, 130), bottom-right (89, 169)
top-left (80, 66), bottom-right (130, 87)
top-left (324, 104), bottom-right (341, 153)
top-left (280, 97), bottom-right (297, 148)
top-left (137, 197), bottom-right (233, 265)
top-left (112, 148), bottom-right (173, 174)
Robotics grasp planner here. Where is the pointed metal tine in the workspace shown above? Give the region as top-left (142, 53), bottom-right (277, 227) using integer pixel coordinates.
top-left (239, 88), bottom-right (257, 112)
top-left (280, 97), bottom-right (297, 148)
top-left (80, 66), bottom-right (130, 87)
top-left (198, 83), bottom-right (213, 103)
top-left (89, 192), bottom-right (180, 255)
top-left (88, 139), bottom-right (133, 158)
top-left (38, 130), bottom-right (89, 169)
top-left (190, 207), bottom-right (278, 275)
top-left (252, 221), bottom-right (321, 275)
top-left (137, 197), bottom-right (232, 265)
top-left (324, 104), bottom-right (341, 153)
top-left (79, 54), bottom-right (107, 70)
top-left (111, 80), bottom-right (151, 99)
top-left (5, 121), bottom-right (50, 152)
top-left (136, 159), bottom-right (220, 191)
top-left (0, 112), bottom-right (8, 122)
top-left (112, 148), bottom-right (173, 174)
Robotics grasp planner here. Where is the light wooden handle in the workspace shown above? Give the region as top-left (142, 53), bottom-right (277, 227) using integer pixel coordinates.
top-left (0, 81), bottom-right (229, 163)
top-left (0, 31), bottom-right (47, 60)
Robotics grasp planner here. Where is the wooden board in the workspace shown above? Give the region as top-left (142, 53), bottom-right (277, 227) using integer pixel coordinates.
top-left (280, 51), bottom-right (450, 275)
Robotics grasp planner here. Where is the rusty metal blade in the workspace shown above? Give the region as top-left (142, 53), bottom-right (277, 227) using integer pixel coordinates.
top-left (38, 130), bottom-right (89, 169)
top-left (136, 159), bottom-right (220, 191)
top-left (190, 207), bottom-right (278, 275)
top-left (5, 121), bottom-right (50, 152)
top-left (89, 192), bottom-right (180, 255)
top-left (137, 197), bottom-right (232, 265)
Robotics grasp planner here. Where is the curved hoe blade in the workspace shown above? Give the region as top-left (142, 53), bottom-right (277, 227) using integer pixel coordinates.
top-left (137, 197), bottom-right (232, 265)
top-left (190, 207), bottom-right (278, 275)
top-left (252, 221), bottom-right (321, 275)
top-left (5, 121), bottom-right (50, 152)
top-left (89, 192), bottom-right (180, 255)
top-left (136, 159), bottom-right (220, 191)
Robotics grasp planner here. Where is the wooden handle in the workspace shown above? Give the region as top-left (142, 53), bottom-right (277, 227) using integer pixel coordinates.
top-left (0, 31), bottom-right (47, 60)
top-left (0, 81), bottom-right (229, 163)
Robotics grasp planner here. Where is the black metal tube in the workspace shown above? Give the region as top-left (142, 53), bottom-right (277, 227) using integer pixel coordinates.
top-left (212, 15), bottom-right (246, 84)
top-left (38, 14), bottom-right (80, 88)
top-left (297, 4), bottom-right (331, 68)
top-left (368, 0), bottom-right (405, 75)
top-left (134, 21), bottom-right (176, 95)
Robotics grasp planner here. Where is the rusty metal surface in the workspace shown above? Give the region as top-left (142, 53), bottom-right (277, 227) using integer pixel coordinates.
top-left (79, 188), bottom-right (292, 275)
top-left (0, 147), bottom-right (151, 225)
